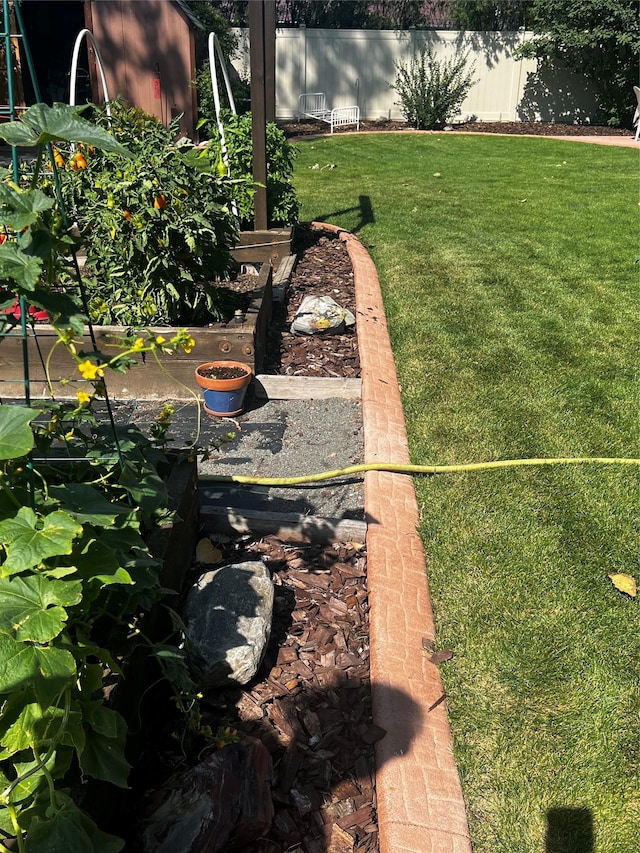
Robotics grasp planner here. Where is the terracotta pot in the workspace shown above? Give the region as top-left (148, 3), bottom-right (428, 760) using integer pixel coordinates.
top-left (194, 360), bottom-right (253, 417)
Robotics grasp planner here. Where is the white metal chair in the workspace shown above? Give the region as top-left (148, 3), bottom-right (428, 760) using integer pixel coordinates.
top-left (633, 86), bottom-right (640, 141)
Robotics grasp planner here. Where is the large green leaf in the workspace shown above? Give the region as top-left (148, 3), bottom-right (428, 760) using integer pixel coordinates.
top-left (0, 103), bottom-right (132, 159)
top-left (49, 483), bottom-right (131, 526)
top-left (0, 184), bottom-right (53, 230)
top-left (20, 792), bottom-right (124, 853)
top-left (0, 701), bottom-right (84, 759)
top-left (70, 539), bottom-right (133, 588)
top-left (0, 575), bottom-right (82, 643)
top-left (118, 464), bottom-right (168, 520)
top-left (83, 703), bottom-right (124, 740)
top-left (0, 405), bottom-right (38, 460)
top-left (0, 636), bottom-right (75, 707)
top-left (0, 507), bottom-right (82, 576)
top-left (80, 707), bottom-right (130, 787)
top-left (0, 241), bottom-right (44, 290)
top-left (0, 120), bottom-right (40, 147)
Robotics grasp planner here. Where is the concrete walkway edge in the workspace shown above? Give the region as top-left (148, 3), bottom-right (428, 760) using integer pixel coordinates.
top-left (313, 222), bottom-right (473, 853)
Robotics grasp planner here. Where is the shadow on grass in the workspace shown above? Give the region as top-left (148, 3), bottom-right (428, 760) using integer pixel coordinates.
top-left (546, 807), bottom-right (594, 853)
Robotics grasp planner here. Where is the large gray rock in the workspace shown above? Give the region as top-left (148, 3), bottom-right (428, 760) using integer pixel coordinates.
top-left (141, 737), bottom-right (274, 853)
top-left (184, 560), bottom-right (274, 689)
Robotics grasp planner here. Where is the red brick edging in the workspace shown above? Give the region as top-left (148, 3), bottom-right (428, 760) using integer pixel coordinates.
top-left (313, 222), bottom-right (472, 853)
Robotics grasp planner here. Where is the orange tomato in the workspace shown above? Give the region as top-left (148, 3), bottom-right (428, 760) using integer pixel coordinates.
top-left (75, 154), bottom-right (87, 169)
top-left (123, 209), bottom-right (132, 221)
top-left (153, 194), bottom-right (167, 210)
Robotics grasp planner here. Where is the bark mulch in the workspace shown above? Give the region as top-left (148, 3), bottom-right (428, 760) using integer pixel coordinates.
top-left (197, 535), bottom-right (378, 853)
top-left (284, 118), bottom-right (632, 138)
top-left (265, 223), bottom-right (360, 379)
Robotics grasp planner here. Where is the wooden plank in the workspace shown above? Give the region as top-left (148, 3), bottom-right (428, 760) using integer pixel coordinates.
top-left (0, 266), bottom-right (272, 400)
top-left (232, 229), bottom-right (293, 269)
top-left (272, 253), bottom-right (297, 302)
top-left (253, 375), bottom-right (362, 400)
top-left (199, 505), bottom-right (367, 545)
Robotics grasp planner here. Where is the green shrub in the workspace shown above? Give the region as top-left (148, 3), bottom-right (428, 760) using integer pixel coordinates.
top-left (59, 99), bottom-right (238, 326)
top-left (392, 47), bottom-right (476, 130)
top-left (198, 110), bottom-right (300, 230)
top-left (195, 60), bottom-right (251, 121)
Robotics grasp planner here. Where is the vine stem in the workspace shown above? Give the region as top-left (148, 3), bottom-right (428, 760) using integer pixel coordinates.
top-left (149, 347), bottom-right (202, 450)
top-left (0, 476), bottom-right (22, 509)
top-left (6, 803), bottom-right (25, 853)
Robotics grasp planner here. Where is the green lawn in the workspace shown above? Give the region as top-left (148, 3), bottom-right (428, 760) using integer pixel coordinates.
top-left (292, 133), bottom-right (640, 853)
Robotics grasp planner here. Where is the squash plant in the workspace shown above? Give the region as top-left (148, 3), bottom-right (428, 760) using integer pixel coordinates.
top-left (0, 105), bottom-right (199, 852)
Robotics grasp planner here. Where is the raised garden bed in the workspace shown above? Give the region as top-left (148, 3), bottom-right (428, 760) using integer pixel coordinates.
top-left (0, 263), bottom-right (273, 401)
top-left (0, 227), bottom-right (298, 402)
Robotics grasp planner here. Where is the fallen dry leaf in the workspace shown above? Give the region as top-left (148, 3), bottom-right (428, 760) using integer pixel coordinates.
top-left (195, 538), bottom-right (223, 565)
top-left (608, 572), bottom-right (637, 598)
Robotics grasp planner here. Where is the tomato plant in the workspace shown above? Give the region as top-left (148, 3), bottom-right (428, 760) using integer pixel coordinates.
top-left (195, 110), bottom-right (300, 230)
top-left (59, 99), bottom-right (239, 326)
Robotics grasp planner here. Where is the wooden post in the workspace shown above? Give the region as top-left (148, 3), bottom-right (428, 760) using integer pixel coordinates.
top-left (249, 0), bottom-right (276, 231)
top-left (264, 0), bottom-right (276, 123)
top-left (249, 0), bottom-right (267, 231)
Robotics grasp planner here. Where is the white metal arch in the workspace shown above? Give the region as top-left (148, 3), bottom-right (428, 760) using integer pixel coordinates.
top-left (208, 32), bottom-right (238, 219)
top-left (69, 28), bottom-right (111, 117)
top-left (208, 31), bottom-right (237, 135)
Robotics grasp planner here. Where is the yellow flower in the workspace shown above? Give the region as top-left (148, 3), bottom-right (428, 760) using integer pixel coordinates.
top-left (76, 391), bottom-right (91, 407)
top-left (180, 333), bottom-right (196, 354)
top-left (154, 335), bottom-right (166, 346)
top-left (78, 359), bottom-right (104, 380)
top-left (132, 337), bottom-right (145, 352)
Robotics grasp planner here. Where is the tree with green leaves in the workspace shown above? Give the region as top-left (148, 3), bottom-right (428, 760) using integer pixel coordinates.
top-left (447, 0), bottom-right (532, 30)
top-left (185, 0), bottom-right (240, 67)
top-left (516, 0), bottom-right (640, 126)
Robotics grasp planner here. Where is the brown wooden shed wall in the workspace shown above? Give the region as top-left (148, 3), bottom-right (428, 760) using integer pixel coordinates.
top-left (86, 0), bottom-right (197, 138)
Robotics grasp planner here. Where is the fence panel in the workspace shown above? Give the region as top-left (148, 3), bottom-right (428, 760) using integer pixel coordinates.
top-left (231, 28), bottom-right (600, 124)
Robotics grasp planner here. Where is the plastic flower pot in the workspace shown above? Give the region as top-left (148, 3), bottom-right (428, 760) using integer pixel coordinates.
top-left (194, 360), bottom-right (253, 417)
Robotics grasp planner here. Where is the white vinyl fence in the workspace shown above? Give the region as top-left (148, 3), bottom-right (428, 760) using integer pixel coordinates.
top-left (232, 28), bottom-right (601, 124)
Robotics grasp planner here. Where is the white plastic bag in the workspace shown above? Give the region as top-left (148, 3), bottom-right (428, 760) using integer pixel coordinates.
top-left (290, 295), bottom-right (356, 335)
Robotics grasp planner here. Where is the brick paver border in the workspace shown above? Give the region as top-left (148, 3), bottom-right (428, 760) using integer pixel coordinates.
top-left (314, 222), bottom-right (472, 853)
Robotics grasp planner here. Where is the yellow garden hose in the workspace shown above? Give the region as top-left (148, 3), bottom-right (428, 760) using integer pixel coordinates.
top-left (199, 456), bottom-right (640, 487)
